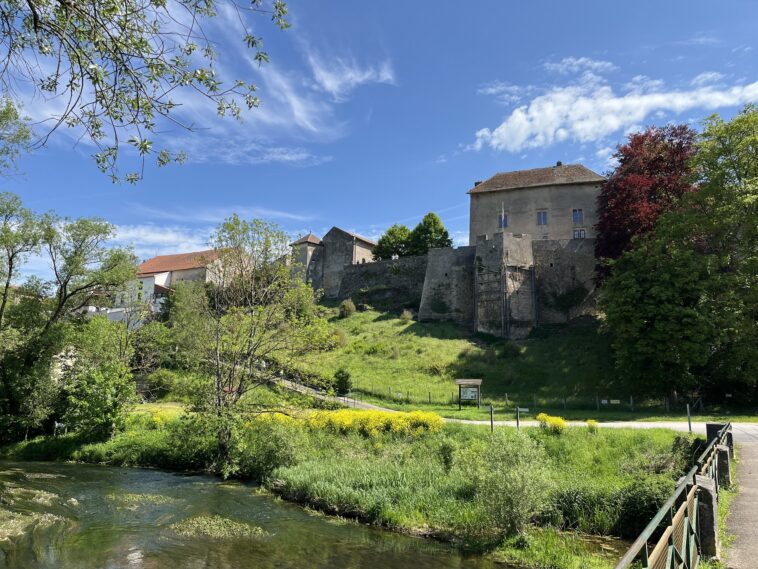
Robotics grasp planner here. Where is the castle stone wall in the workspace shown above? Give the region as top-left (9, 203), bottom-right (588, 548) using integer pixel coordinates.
top-left (418, 246), bottom-right (476, 324)
top-left (533, 238), bottom-right (597, 324)
top-left (338, 255), bottom-right (428, 308)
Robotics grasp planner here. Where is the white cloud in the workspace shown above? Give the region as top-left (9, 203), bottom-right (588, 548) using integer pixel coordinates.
top-left (130, 204), bottom-right (314, 225)
top-left (114, 225), bottom-right (211, 259)
top-left (307, 53), bottom-right (396, 102)
top-left (544, 57), bottom-right (617, 75)
top-left (470, 77), bottom-right (758, 153)
top-left (477, 82), bottom-right (539, 105)
top-left (691, 71), bottom-right (725, 86)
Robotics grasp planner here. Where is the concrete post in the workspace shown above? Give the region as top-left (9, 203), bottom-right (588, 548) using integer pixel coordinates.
top-left (696, 475), bottom-right (719, 558)
top-left (716, 445), bottom-right (732, 488)
top-left (706, 423), bottom-right (726, 443)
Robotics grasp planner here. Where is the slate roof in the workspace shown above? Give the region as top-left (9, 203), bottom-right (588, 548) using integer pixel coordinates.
top-left (325, 227), bottom-right (377, 247)
top-left (289, 233), bottom-right (322, 246)
top-left (138, 249), bottom-right (219, 276)
top-left (468, 163), bottom-right (604, 195)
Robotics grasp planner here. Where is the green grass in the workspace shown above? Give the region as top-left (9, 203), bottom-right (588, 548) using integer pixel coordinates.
top-left (1, 409), bottom-right (700, 569)
top-left (299, 308), bottom-right (758, 423)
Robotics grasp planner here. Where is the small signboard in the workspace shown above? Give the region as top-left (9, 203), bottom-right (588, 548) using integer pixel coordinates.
top-left (516, 408), bottom-right (530, 413)
top-left (460, 387), bottom-right (479, 401)
top-left (610, 399), bottom-right (621, 405)
top-left (601, 399), bottom-right (608, 405)
top-left (455, 379), bottom-right (482, 409)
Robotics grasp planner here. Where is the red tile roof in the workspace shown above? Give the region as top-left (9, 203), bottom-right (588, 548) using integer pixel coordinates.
top-left (468, 163), bottom-right (604, 194)
top-left (138, 249), bottom-right (219, 276)
top-left (290, 233), bottom-right (322, 246)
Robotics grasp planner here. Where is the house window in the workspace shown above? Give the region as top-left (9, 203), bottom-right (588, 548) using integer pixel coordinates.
top-left (573, 229), bottom-right (586, 239)
top-left (537, 211), bottom-right (548, 226)
top-left (572, 208), bottom-right (584, 224)
top-left (498, 213), bottom-right (508, 229)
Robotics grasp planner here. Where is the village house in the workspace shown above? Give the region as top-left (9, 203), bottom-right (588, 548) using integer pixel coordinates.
top-left (467, 162), bottom-right (604, 245)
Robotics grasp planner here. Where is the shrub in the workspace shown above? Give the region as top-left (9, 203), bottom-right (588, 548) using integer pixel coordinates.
top-left (501, 340), bottom-right (522, 359)
top-left (307, 410), bottom-right (443, 438)
top-left (400, 309), bottom-right (413, 322)
top-left (143, 369), bottom-right (181, 400)
top-left (338, 299), bottom-right (356, 318)
top-left (587, 420), bottom-right (599, 434)
top-left (334, 368), bottom-right (352, 396)
top-left (230, 415), bottom-right (304, 480)
top-left (613, 477), bottom-right (674, 538)
top-left (536, 413), bottom-right (567, 435)
top-left (328, 328), bottom-right (348, 349)
top-left (461, 431), bottom-right (554, 537)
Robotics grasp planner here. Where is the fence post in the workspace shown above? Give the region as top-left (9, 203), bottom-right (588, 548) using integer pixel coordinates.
top-left (428, 391), bottom-right (431, 404)
top-left (696, 475), bottom-right (719, 557)
top-left (490, 404), bottom-right (494, 433)
top-left (516, 407), bottom-right (520, 431)
top-left (687, 403), bottom-right (692, 433)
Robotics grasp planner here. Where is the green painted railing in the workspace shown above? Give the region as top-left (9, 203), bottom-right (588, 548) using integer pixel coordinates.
top-left (614, 422), bottom-right (731, 569)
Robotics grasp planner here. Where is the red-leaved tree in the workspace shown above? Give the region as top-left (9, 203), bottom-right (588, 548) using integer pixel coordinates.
top-left (595, 125), bottom-right (698, 279)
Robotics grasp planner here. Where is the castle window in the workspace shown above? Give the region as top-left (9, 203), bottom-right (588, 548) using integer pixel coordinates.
top-left (572, 208), bottom-right (584, 224)
top-left (573, 229), bottom-right (586, 239)
top-left (537, 211), bottom-right (548, 226)
top-left (498, 213), bottom-right (508, 229)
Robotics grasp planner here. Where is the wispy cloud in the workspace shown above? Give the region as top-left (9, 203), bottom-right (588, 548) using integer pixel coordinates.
top-left (691, 71), bottom-right (725, 86)
top-left (543, 56), bottom-right (617, 75)
top-left (114, 224), bottom-right (211, 259)
top-left (130, 204), bottom-right (315, 225)
top-left (477, 82), bottom-right (539, 105)
top-left (471, 71), bottom-right (758, 153)
top-left (306, 52), bottom-right (396, 102)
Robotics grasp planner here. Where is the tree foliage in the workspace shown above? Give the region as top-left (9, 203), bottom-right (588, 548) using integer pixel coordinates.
top-left (166, 215), bottom-right (331, 466)
top-left (372, 224), bottom-right (411, 260)
top-left (0, 193), bottom-right (136, 440)
top-left (595, 125), bottom-right (697, 279)
top-left (602, 106), bottom-right (758, 397)
top-left (408, 213), bottom-right (453, 256)
top-left (0, 98), bottom-right (31, 173)
top-left (0, 0), bottom-right (289, 181)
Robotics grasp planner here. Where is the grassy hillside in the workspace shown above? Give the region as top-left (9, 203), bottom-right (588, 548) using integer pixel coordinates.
top-left (299, 308), bottom-right (624, 418)
top-left (299, 308), bottom-right (757, 422)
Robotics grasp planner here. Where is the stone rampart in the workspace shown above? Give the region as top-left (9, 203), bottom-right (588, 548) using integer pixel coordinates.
top-left (338, 255), bottom-right (428, 308)
top-left (418, 246), bottom-right (476, 324)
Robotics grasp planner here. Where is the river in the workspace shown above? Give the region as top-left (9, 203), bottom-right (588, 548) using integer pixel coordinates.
top-left (0, 461), bottom-right (497, 569)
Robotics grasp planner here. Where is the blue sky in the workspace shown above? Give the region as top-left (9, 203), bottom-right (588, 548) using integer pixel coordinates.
top-left (6, 0), bottom-right (758, 273)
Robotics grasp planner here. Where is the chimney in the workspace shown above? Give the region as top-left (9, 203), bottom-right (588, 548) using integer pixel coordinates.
top-left (555, 161), bottom-right (563, 167)
top-left (474, 180), bottom-right (482, 187)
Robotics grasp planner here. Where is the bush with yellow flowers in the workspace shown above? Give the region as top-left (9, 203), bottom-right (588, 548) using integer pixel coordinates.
top-left (306, 409), bottom-right (443, 438)
top-left (536, 412), bottom-right (567, 435)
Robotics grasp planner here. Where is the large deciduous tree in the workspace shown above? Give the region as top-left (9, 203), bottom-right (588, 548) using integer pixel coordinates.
top-left (0, 0), bottom-right (289, 181)
top-left (595, 125), bottom-right (697, 280)
top-left (372, 224), bottom-right (411, 260)
top-left (170, 215), bottom-right (331, 469)
top-left (0, 195), bottom-right (136, 440)
top-left (601, 106), bottom-right (758, 399)
top-left (407, 212), bottom-right (452, 256)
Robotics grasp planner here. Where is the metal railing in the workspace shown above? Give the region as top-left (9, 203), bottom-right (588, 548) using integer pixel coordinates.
top-left (614, 422), bottom-right (731, 569)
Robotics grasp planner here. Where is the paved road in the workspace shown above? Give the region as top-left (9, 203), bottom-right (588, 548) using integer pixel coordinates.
top-left (726, 440), bottom-right (758, 569)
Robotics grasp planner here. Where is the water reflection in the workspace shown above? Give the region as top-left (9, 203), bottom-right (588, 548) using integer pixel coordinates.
top-left (0, 461), bottom-right (497, 569)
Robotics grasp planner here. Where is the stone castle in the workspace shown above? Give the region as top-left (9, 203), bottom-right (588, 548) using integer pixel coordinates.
top-left (292, 162), bottom-right (604, 339)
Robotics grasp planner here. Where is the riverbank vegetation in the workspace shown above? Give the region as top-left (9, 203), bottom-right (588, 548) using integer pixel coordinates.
top-left (2, 406), bottom-right (702, 568)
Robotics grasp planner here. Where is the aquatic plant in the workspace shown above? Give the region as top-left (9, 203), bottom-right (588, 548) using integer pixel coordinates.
top-left (168, 515), bottom-right (268, 539)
